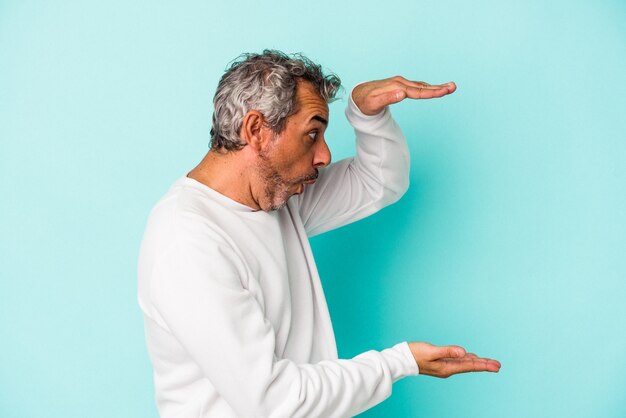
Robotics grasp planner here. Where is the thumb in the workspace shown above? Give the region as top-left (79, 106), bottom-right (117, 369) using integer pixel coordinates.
top-left (389, 89), bottom-right (407, 103)
top-left (375, 89), bottom-right (406, 109)
top-left (432, 345), bottom-right (466, 360)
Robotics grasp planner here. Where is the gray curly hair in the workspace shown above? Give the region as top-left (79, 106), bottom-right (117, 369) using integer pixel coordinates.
top-left (210, 49), bottom-right (342, 151)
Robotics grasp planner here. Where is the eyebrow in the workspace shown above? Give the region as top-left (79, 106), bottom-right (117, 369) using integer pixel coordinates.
top-left (311, 115), bottom-right (328, 126)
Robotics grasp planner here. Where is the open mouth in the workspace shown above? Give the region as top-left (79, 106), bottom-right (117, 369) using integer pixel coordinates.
top-left (294, 170), bottom-right (318, 194)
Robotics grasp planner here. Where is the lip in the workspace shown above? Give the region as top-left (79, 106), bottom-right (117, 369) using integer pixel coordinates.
top-left (303, 179), bottom-right (317, 185)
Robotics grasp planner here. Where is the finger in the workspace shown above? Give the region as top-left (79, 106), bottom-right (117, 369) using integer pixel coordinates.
top-left (423, 81), bottom-right (455, 92)
top-left (471, 355), bottom-right (501, 369)
top-left (465, 352), bottom-right (479, 358)
top-left (389, 76), bottom-right (436, 89)
top-left (478, 358), bottom-right (501, 372)
top-left (371, 84), bottom-right (449, 106)
top-left (443, 357), bottom-right (501, 375)
top-left (483, 358), bottom-right (502, 369)
top-left (399, 79), bottom-right (431, 88)
top-left (404, 84), bottom-right (455, 99)
top-left (397, 79), bottom-right (456, 93)
top-left (419, 81), bottom-right (456, 92)
top-left (368, 81), bottom-right (442, 100)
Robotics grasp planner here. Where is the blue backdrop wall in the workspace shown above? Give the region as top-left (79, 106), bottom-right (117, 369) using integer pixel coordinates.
top-left (1, 1), bottom-right (625, 417)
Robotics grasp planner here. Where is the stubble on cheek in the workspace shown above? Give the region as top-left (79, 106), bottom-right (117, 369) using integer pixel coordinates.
top-left (256, 149), bottom-right (319, 211)
top-left (264, 170), bottom-right (286, 210)
top-left (256, 153), bottom-right (290, 211)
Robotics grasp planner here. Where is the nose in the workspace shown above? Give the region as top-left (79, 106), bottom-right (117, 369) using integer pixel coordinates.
top-left (313, 138), bottom-right (332, 168)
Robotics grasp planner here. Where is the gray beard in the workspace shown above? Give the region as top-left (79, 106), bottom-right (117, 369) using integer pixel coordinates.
top-left (257, 154), bottom-right (319, 212)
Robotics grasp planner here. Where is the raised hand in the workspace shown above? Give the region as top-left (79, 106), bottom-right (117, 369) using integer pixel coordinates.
top-left (408, 342), bottom-right (501, 378)
top-left (351, 76), bottom-right (457, 116)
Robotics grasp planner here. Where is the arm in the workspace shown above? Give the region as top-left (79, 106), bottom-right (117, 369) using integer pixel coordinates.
top-left (298, 77), bottom-right (457, 237)
top-left (149, 218), bottom-right (420, 418)
top-left (148, 212), bottom-right (500, 417)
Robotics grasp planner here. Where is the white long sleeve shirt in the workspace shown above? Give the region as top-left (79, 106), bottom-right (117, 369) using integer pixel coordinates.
top-left (137, 94), bottom-right (419, 418)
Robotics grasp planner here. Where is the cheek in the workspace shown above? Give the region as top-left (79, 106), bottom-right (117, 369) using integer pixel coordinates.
top-left (275, 147), bottom-right (314, 174)
top-left (290, 153), bottom-right (315, 177)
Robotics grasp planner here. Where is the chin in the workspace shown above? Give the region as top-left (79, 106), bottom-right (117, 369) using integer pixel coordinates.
top-left (262, 196), bottom-right (289, 212)
top-left (261, 184), bottom-right (299, 212)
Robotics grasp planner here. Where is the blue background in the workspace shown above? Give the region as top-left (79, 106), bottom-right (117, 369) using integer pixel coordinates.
top-left (1, 1), bottom-right (625, 417)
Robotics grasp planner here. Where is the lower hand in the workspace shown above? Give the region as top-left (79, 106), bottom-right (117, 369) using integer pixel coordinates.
top-left (408, 342), bottom-right (501, 378)
top-left (352, 76), bottom-right (456, 116)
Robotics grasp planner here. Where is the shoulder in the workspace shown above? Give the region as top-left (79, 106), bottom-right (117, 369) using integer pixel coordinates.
top-left (141, 179), bottom-right (250, 285)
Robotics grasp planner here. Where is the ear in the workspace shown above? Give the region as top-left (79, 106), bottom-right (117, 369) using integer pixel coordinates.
top-left (240, 110), bottom-right (271, 152)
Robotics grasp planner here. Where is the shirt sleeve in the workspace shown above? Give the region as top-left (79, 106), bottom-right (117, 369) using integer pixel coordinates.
top-left (297, 86), bottom-right (410, 237)
top-left (149, 215), bottom-right (419, 418)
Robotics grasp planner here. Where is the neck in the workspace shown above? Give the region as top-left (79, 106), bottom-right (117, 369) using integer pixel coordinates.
top-left (187, 148), bottom-right (261, 210)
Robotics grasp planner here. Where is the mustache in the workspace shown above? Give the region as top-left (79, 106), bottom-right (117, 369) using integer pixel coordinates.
top-left (293, 169), bottom-right (319, 184)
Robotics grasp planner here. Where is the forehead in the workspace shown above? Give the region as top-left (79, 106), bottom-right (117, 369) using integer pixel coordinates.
top-left (294, 81), bottom-right (329, 120)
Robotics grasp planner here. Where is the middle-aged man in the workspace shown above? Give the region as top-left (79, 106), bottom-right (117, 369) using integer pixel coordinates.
top-left (138, 50), bottom-right (501, 418)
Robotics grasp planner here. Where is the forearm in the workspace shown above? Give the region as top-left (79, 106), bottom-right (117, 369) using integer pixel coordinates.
top-left (346, 91), bottom-right (411, 209)
top-left (251, 342), bottom-right (419, 417)
top-left (153, 282), bottom-right (418, 417)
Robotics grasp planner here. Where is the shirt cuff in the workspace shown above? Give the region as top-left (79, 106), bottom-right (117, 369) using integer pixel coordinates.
top-left (380, 341), bottom-right (420, 382)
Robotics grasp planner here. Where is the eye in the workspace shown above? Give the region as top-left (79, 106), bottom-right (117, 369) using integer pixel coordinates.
top-left (307, 130), bottom-right (318, 141)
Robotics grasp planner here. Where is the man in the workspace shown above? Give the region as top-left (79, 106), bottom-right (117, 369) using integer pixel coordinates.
top-left (138, 50), bottom-right (500, 417)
